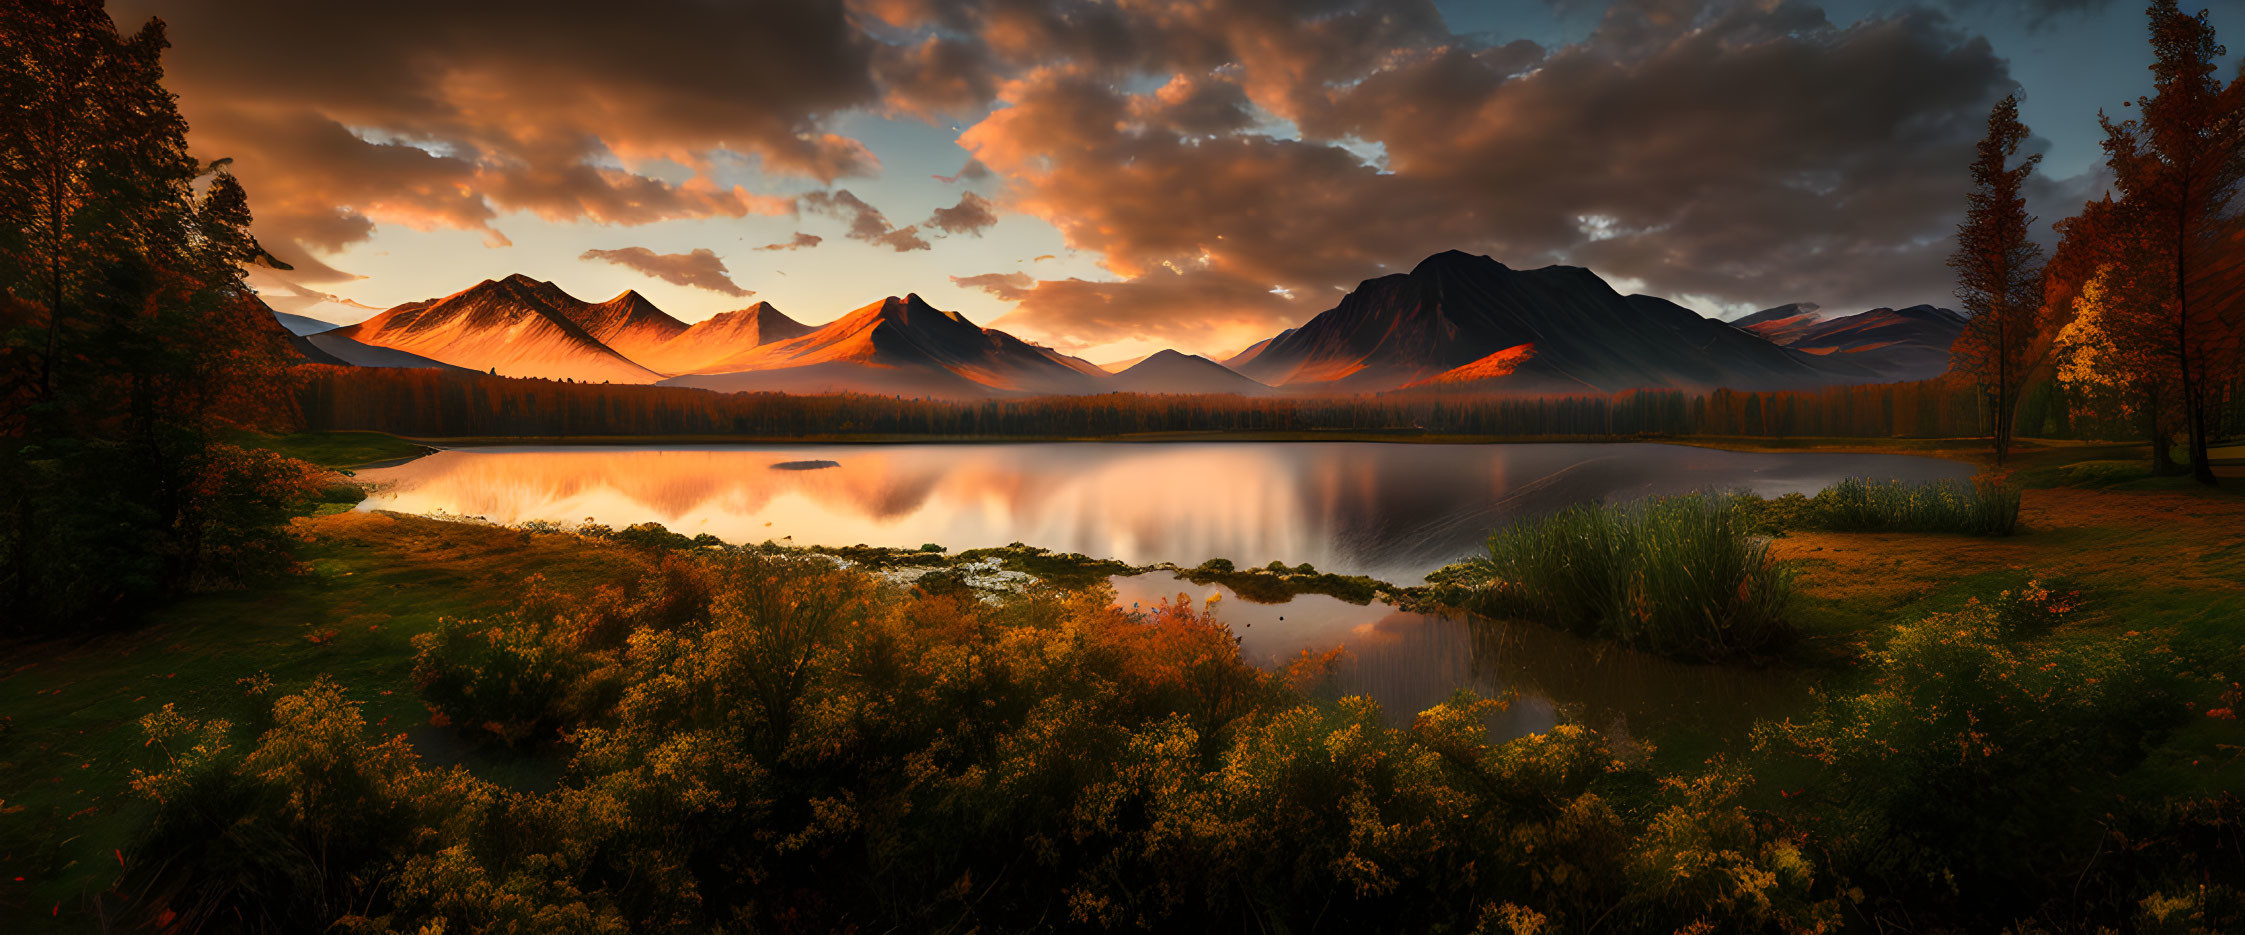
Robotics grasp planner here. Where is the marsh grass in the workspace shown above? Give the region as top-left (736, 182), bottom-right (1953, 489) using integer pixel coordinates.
top-left (1742, 476), bottom-right (2022, 536)
top-left (1817, 476), bottom-right (2021, 535)
top-left (1469, 493), bottom-right (1795, 661)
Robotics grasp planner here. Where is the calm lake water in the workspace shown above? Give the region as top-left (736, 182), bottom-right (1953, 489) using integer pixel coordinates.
top-left (357, 441), bottom-right (1965, 738)
top-left (1108, 573), bottom-right (1807, 743)
top-left (355, 441), bottom-right (1971, 583)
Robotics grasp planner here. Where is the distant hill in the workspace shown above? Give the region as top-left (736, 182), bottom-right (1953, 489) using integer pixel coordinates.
top-left (274, 309), bottom-right (342, 336)
top-left (1751, 305), bottom-right (1964, 381)
top-left (334, 275), bottom-right (665, 383)
top-left (303, 332), bottom-right (467, 371)
top-left (1232, 250), bottom-right (1873, 394)
top-left (636, 302), bottom-right (814, 374)
top-left (1107, 350), bottom-right (1271, 395)
top-left (664, 294), bottom-right (1106, 398)
top-left (1730, 303), bottom-right (1824, 345)
top-left (257, 295), bottom-right (456, 370)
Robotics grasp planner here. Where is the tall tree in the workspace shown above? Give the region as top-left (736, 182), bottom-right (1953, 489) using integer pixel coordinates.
top-left (2050, 196), bottom-right (2187, 469)
top-left (1949, 94), bottom-right (2048, 465)
top-left (1, 0), bottom-right (308, 631)
top-left (2100, 0), bottom-right (2245, 485)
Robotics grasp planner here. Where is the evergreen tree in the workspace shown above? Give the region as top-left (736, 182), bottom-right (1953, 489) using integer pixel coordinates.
top-left (1949, 94), bottom-right (2047, 466)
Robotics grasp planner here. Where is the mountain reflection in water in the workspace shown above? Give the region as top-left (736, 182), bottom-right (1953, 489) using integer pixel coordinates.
top-left (355, 441), bottom-right (1971, 583)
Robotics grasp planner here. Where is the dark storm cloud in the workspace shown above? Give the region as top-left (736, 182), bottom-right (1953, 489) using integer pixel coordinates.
top-left (799, 190), bottom-right (934, 252)
top-left (579, 247), bottom-right (753, 297)
top-left (109, 0), bottom-right (876, 277)
top-left (949, 0), bottom-right (2030, 343)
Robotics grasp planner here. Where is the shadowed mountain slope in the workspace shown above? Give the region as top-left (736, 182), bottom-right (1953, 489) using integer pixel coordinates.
top-left (634, 302), bottom-right (815, 375)
top-left (1233, 250), bottom-right (1871, 393)
top-left (1764, 305), bottom-right (1965, 380)
top-left (663, 294), bottom-right (1107, 398)
top-left (1107, 350), bottom-right (1272, 395)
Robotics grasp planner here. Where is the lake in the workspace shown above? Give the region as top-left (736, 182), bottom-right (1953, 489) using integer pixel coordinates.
top-left (354, 441), bottom-right (1972, 583)
top-left (356, 441), bottom-right (1967, 739)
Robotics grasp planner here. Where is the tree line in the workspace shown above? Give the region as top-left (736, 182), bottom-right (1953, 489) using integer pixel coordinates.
top-left (290, 364), bottom-right (2001, 439)
top-left (1953, 0), bottom-right (2245, 480)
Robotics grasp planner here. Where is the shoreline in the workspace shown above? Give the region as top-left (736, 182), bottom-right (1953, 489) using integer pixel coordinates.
top-left (365, 429), bottom-right (2126, 465)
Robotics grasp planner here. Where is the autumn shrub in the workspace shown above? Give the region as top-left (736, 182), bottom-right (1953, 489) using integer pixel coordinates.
top-left (1470, 492), bottom-right (1796, 660)
top-left (1753, 599), bottom-right (2184, 921)
top-left (409, 559), bottom-right (716, 745)
top-left (127, 678), bottom-right (479, 933)
top-left (609, 520), bottom-right (695, 550)
top-left (1104, 694), bottom-right (1637, 931)
top-left (1619, 765), bottom-right (1840, 933)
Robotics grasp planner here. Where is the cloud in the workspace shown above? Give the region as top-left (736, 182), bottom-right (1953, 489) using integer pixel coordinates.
top-left (874, 35), bottom-right (1000, 119)
top-left (128, 0), bottom-right (2074, 353)
top-left (950, 271), bottom-right (1034, 298)
top-left (578, 246), bottom-right (752, 296)
top-left (876, 226), bottom-right (934, 252)
top-left (925, 191), bottom-right (999, 236)
top-left (756, 233), bottom-right (825, 251)
top-left (936, 0), bottom-right (2026, 348)
top-left (110, 0), bottom-right (879, 273)
top-left (799, 189), bottom-right (932, 251)
top-left (932, 159), bottom-right (993, 183)
top-left (964, 267), bottom-right (1303, 353)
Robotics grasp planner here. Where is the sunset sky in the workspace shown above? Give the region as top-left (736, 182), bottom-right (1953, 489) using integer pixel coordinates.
top-left (115, 0), bottom-right (2242, 362)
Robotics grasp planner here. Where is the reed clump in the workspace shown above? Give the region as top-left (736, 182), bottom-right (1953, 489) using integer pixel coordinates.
top-left (1744, 476), bottom-right (2021, 537)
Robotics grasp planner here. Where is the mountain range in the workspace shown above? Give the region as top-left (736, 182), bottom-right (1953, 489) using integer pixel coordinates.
top-left (272, 251), bottom-right (1963, 398)
top-left (1731, 302), bottom-right (1965, 379)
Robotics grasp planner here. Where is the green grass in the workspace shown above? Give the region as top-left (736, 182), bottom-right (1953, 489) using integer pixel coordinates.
top-left (0, 511), bottom-right (645, 925)
top-left (1464, 492), bottom-right (1796, 661)
top-left (227, 430), bottom-right (430, 468)
top-left (1814, 476), bottom-right (2020, 535)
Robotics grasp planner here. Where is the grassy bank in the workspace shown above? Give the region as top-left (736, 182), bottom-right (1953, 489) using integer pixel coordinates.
top-left (229, 429), bottom-right (435, 468)
top-left (0, 512), bottom-right (648, 923)
top-left (234, 427), bottom-right (2138, 459)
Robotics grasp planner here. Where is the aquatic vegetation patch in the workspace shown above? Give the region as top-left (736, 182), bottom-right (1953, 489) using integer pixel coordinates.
top-left (1739, 476), bottom-right (2022, 536)
top-left (1464, 492), bottom-right (1797, 661)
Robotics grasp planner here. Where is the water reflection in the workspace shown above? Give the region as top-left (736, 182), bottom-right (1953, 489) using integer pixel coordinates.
top-left (1108, 572), bottom-right (1806, 746)
top-left (357, 441), bottom-right (1970, 582)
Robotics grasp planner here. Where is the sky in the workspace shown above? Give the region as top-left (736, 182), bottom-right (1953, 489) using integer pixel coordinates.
top-left (113, 0), bottom-right (2244, 363)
